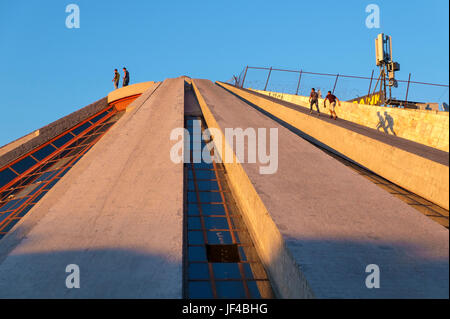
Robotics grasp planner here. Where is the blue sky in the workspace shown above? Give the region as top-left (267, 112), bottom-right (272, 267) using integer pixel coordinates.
top-left (0, 0), bottom-right (448, 146)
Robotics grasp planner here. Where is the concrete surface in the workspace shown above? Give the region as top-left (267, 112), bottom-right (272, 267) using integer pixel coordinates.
top-left (251, 89), bottom-right (449, 152)
top-left (219, 82), bottom-right (449, 210)
top-left (193, 79), bottom-right (449, 298)
top-left (0, 130), bottom-right (40, 158)
top-left (0, 77), bottom-right (185, 298)
top-left (107, 81), bottom-right (154, 104)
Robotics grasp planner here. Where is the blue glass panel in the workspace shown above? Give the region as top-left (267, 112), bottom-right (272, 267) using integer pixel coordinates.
top-left (201, 204), bottom-right (226, 215)
top-left (90, 111), bottom-right (109, 124)
top-left (204, 217), bottom-right (229, 230)
top-left (187, 203), bottom-right (201, 216)
top-left (0, 211), bottom-right (14, 223)
top-left (198, 191), bottom-right (222, 203)
top-left (188, 281), bottom-right (213, 299)
top-left (71, 122), bottom-right (92, 136)
top-left (188, 246), bottom-right (207, 261)
top-left (52, 133), bottom-right (74, 148)
top-left (188, 231), bottom-right (204, 245)
top-left (0, 199), bottom-right (21, 212)
top-left (188, 263), bottom-right (210, 280)
top-left (0, 168), bottom-right (17, 189)
top-left (216, 281), bottom-right (246, 299)
top-left (32, 144), bottom-right (57, 161)
top-left (187, 192), bottom-right (198, 202)
top-left (1, 219), bottom-right (19, 233)
top-left (9, 197), bottom-right (28, 210)
top-left (197, 180), bottom-right (219, 191)
top-left (11, 156), bottom-right (37, 175)
top-left (212, 263), bottom-right (241, 279)
top-left (188, 217), bottom-right (202, 230)
top-left (194, 170), bottom-right (216, 180)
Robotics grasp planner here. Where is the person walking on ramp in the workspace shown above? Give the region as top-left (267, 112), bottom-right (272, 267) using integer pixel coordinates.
top-left (309, 88), bottom-right (320, 115)
top-left (122, 67), bottom-right (130, 87)
top-left (112, 69), bottom-right (120, 89)
top-left (324, 90), bottom-right (341, 120)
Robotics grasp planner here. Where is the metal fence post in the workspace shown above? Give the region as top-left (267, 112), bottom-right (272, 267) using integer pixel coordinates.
top-left (332, 73), bottom-right (339, 94)
top-left (295, 70), bottom-right (303, 95)
top-left (264, 67), bottom-right (272, 91)
top-left (367, 70), bottom-right (374, 104)
top-left (241, 66), bottom-right (248, 88)
top-left (404, 73), bottom-right (411, 108)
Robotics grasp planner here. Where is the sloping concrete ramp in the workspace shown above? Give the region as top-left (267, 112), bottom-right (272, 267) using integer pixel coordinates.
top-left (193, 79), bottom-right (449, 298)
top-left (0, 78), bottom-right (185, 298)
top-left (218, 82), bottom-right (449, 210)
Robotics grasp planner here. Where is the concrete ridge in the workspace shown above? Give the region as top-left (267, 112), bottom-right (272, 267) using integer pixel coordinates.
top-left (0, 97), bottom-right (108, 168)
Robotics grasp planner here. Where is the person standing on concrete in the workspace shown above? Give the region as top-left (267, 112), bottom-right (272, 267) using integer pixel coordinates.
top-left (309, 88), bottom-right (320, 115)
top-left (324, 90), bottom-right (341, 120)
top-left (112, 69), bottom-right (120, 89)
top-left (122, 67), bottom-right (130, 87)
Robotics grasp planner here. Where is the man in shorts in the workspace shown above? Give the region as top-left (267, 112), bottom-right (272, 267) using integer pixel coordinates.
top-left (309, 88), bottom-right (320, 116)
top-left (324, 90), bottom-right (341, 120)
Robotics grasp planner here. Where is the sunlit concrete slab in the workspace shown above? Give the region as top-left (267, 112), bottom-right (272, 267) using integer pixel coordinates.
top-left (0, 77), bottom-right (185, 298)
top-left (193, 79), bottom-right (449, 298)
top-left (218, 83), bottom-right (449, 210)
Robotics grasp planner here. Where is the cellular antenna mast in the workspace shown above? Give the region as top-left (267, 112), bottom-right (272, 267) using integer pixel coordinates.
top-left (374, 33), bottom-right (400, 106)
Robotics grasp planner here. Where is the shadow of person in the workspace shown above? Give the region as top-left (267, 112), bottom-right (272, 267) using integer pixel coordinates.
top-left (376, 111), bottom-right (388, 133)
top-left (384, 111), bottom-right (396, 135)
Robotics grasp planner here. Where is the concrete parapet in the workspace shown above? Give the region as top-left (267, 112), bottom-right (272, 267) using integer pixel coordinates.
top-left (251, 89), bottom-right (449, 152)
top-left (107, 81), bottom-right (154, 104)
